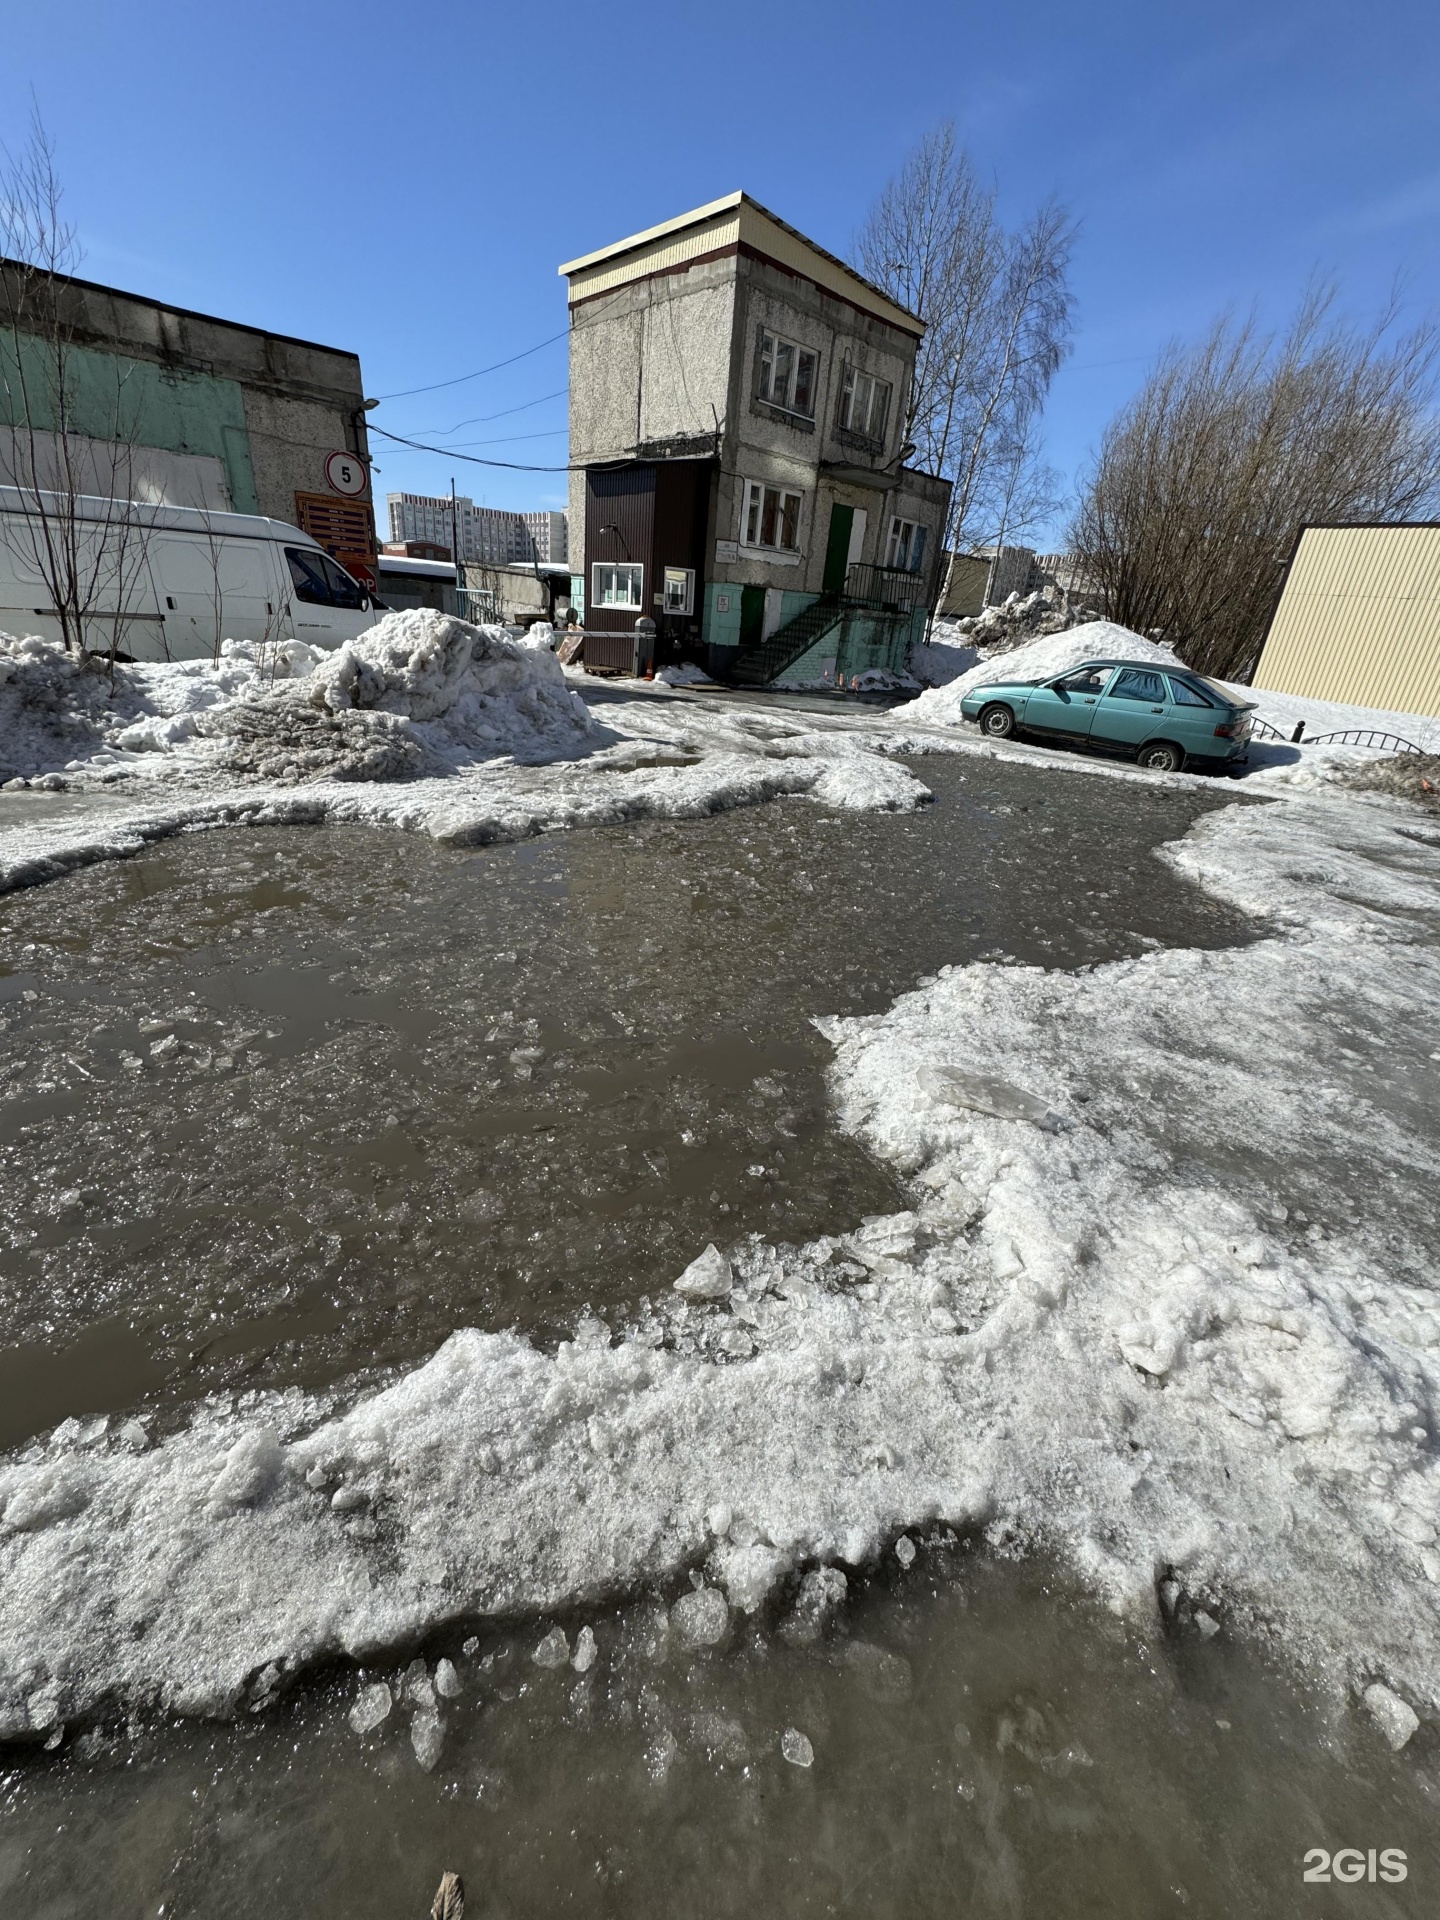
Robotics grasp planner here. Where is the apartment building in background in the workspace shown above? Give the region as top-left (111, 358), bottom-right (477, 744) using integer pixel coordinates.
top-left (387, 494), bottom-right (567, 567)
top-left (560, 191), bottom-right (950, 683)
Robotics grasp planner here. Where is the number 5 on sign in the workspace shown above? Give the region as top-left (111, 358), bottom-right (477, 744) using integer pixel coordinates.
top-left (325, 450), bottom-right (367, 497)
top-left (1303, 1848), bottom-right (1407, 1882)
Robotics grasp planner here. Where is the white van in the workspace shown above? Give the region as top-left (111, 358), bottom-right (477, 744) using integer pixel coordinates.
top-left (0, 487), bottom-right (382, 661)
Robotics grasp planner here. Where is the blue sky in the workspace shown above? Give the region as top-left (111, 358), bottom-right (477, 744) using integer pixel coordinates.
top-left (4, 0), bottom-right (1438, 542)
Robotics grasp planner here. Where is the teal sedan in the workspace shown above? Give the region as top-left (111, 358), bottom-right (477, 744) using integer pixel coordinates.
top-left (957, 659), bottom-right (1256, 772)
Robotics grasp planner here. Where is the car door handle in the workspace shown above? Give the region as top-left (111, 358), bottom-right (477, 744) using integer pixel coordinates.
top-left (1150, 706), bottom-right (1164, 713)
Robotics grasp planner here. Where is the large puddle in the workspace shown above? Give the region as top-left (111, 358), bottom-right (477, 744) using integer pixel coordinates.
top-left (0, 758), bottom-right (1252, 1445)
top-left (4, 758), bottom-right (1434, 1914)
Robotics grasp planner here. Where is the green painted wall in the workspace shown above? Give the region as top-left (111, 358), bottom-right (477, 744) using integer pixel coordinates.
top-left (0, 330), bottom-right (260, 513)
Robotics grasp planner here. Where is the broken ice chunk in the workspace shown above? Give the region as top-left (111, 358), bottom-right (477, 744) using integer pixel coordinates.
top-left (348, 1681), bottom-right (392, 1735)
top-left (1364, 1682), bottom-right (1419, 1750)
top-left (706, 1502), bottom-right (733, 1539)
top-left (778, 1567), bottom-right (848, 1648)
top-left (917, 1063), bottom-right (1058, 1128)
top-left (781, 1727), bottom-right (814, 1768)
top-left (410, 1708), bottom-right (444, 1772)
top-left (206, 1427), bottom-right (283, 1510)
top-left (532, 1626), bottom-right (570, 1669)
top-left (673, 1243), bottom-right (733, 1300)
top-left (572, 1626), bottom-right (598, 1673)
top-left (434, 1658), bottom-right (462, 1699)
top-left (895, 1535), bottom-right (917, 1569)
top-left (670, 1586), bottom-right (730, 1648)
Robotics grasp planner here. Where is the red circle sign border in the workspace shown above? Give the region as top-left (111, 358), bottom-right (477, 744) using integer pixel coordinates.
top-left (324, 449), bottom-right (368, 496)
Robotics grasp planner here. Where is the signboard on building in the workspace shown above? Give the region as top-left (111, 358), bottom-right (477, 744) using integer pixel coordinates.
top-left (293, 492), bottom-right (378, 593)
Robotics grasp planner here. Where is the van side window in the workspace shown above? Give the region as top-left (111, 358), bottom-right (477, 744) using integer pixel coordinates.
top-left (320, 554), bottom-right (365, 610)
top-left (285, 547), bottom-right (367, 610)
top-left (285, 548), bottom-right (332, 606)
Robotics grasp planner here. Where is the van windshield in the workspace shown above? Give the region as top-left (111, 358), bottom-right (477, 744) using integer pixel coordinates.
top-left (285, 547), bottom-right (366, 611)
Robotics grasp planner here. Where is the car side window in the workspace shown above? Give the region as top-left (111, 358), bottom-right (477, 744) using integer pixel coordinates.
top-left (1054, 666), bottom-right (1112, 695)
top-left (285, 548), bottom-right (332, 606)
top-left (1108, 668), bottom-right (1168, 703)
top-left (1168, 677), bottom-right (1214, 707)
top-left (320, 554), bottom-right (366, 610)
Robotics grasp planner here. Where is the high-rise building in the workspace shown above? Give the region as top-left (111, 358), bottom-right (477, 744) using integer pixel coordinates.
top-left (387, 494), bottom-right (567, 567)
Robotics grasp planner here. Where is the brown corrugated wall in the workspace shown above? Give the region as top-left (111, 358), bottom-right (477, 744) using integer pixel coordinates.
top-left (1253, 525), bottom-right (1440, 718)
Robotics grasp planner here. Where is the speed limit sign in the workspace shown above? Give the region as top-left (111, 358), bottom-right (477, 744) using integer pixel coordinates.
top-left (324, 450), bottom-right (368, 496)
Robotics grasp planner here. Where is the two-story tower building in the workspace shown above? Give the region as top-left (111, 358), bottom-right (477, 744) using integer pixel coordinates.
top-left (560, 192), bottom-right (950, 684)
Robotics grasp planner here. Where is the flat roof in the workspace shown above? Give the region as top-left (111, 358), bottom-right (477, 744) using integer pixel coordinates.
top-left (558, 191), bottom-right (922, 338)
top-left (0, 256), bottom-right (362, 365)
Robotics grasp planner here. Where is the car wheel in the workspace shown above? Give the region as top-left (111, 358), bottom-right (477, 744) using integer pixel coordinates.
top-left (1138, 741), bottom-right (1183, 772)
top-left (979, 703), bottom-right (1016, 739)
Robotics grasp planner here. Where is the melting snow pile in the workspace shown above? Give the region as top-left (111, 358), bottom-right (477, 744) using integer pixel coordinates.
top-left (0, 635), bottom-right (121, 784)
top-left (907, 621), bottom-right (980, 690)
top-left (941, 583), bottom-right (1103, 654)
top-left (2, 784), bottom-right (1440, 1742)
top-left (204, 611), bottom-right (600, 781)
top-left (902, 621), bottom-right (1183, 728)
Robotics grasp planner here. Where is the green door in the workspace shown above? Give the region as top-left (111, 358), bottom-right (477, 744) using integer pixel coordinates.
top-left (822, 504), bottom-right (854, 595)
top-left (739, 584), bottom-right (766, 646)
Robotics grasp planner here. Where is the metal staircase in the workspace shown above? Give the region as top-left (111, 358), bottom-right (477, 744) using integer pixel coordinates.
top-left (727, 593), bottom-right (843, 687)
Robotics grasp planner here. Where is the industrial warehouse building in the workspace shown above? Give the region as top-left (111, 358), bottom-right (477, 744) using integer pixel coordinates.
top-left (560, 191), bottom-right (950, 683)
top-left (1254, 523), bottom-right (1440, 721)
top-left (0, 259), bottom-right (378, 590)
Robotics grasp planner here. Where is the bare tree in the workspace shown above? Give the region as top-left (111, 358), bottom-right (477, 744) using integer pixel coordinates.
top-left (0, 111), bottom-right (154, 658)
top-left (855, 124), bottom-right (1075, 612)
top-left (1070, 287), bottom-right (1440, 681)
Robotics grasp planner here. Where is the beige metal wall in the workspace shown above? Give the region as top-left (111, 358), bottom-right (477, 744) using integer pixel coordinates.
top-left (1254, 525), bottom-right (1440, 718)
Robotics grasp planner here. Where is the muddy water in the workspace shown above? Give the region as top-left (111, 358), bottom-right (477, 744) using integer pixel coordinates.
top-left (3, 1548), bottom-right (1437, 1918)
top-left (0, 759), bottom-right (1252, 1445)
top-left (10, 760), bottom-right (1434, 1916)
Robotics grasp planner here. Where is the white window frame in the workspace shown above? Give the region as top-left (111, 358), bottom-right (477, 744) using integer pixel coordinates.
top-left (757, 327), bottom-right (819, 419)
top-left (885, 517), bottom-right (928, 573)
top-left (740, 480), bottom-right (804, 553)
top-left (591, 561), bottom-right (644, 610)
top-left (662, 565), bottom-right (695, 615)
top-left (839, 364), bottom-right (892, 444)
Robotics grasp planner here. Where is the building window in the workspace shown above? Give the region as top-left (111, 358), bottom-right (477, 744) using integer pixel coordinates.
top-left (884, 518), bottom-right (927, 574)
top-left (839, 366), bottom-right (892, 444)
top-left (592, 561), bottom-right (644, 609)
top-left (758, 329), bottom-right (818, 418)
top-left (742, 481), bottom-right (802, 552)
top-left (662, 566), bottom-right (695, 615)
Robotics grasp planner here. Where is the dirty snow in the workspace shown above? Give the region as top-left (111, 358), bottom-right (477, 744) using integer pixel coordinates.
top-left (3, 778), bottom-right (1440, 1741)
top-left (901, 622), bottom-right (1184, 727)
top-left (0, 613), bottom-right (946, 895)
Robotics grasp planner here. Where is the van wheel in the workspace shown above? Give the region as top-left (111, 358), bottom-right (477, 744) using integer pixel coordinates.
top-left (979, 703), bottom-right (1016, 739)
top-left (1138, 741), bottom-right (1183, 772)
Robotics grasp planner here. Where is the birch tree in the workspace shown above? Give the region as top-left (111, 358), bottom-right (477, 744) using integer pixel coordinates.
top-left (0, 112), bottom-right (152, 658)
top-left (855, 124), bottom-right (1075, 611)
top-left (1070, 288), bottom-right (1440, 680)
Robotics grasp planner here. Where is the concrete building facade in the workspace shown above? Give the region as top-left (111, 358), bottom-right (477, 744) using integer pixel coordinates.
top-left (559, 192), bottom-right (950, 682)
top-left (0, 260), bottom-right (378, 589)
top-left (387, 494), bottom-right (567, 567)
top-left (1254, 523), bottom-right (1440, 721)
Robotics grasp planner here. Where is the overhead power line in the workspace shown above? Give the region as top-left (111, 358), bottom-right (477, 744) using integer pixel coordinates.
top-left (375, 329), bottom-right (569, 400)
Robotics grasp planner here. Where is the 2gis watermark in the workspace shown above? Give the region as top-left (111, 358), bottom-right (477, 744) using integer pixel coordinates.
top-left (1303, 1848), bottom-right (1407, 1884)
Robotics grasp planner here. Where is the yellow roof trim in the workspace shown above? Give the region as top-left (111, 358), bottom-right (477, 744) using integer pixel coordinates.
top-left (558, 191), bottom-right (922, 338)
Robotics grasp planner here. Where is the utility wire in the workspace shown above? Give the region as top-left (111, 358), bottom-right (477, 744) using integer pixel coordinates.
top-left (375, 330), bottom-right (569, 400)
top-left (368, 421), bottom-right (575, 473)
